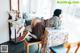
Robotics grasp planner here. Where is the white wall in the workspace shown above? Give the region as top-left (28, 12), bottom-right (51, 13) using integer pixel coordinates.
top-left (0, 0), bottom-right (9, 44)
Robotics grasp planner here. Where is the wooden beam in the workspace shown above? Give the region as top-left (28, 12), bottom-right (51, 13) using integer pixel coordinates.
top-left (18, 0), bottom-right (19, 11)
top-left (9, 0), bottom-right (11, 10)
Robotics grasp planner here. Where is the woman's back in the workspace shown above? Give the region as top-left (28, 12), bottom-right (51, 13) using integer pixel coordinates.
top-left (31, 18), bottom-right (45, 40)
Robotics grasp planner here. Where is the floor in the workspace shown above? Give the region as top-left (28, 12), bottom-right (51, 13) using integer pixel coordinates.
top-left (1, 39), bottom-right (80, 53)
top-left (1, 41), bottom-right (25, 53)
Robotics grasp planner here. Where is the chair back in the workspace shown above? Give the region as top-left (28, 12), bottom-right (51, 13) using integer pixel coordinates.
top-left (64, 41), bottom-right (80, 53)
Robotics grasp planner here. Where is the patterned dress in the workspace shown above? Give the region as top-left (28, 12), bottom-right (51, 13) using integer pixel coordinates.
top-left (49, 16), bottom-right (61, 29)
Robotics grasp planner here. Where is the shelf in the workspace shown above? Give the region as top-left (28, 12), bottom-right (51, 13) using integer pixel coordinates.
top-left (8, 18), bottom-right (25, 43)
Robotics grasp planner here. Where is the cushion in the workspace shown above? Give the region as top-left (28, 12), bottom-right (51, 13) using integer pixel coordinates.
top-left (50, 44), bottom-right (67, 53)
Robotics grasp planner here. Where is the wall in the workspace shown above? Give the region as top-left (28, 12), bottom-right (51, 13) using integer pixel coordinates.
top-left (0, 0), bottom-right (9, 44)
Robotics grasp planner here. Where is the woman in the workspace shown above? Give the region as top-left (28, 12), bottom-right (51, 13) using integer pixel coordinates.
top-left (49, 9), bottom-right (62, 29)
top-left (31, 18), bottom-right (46, 40)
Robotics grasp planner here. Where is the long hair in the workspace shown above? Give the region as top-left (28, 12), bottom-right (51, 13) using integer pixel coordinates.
top-left (31, 18), bottom-right (45, 39)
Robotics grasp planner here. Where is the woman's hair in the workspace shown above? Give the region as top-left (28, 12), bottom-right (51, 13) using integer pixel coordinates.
top-left (31, 18), bottom-right (45, 39)
top-left (53, 9), bottom-right (62, 17)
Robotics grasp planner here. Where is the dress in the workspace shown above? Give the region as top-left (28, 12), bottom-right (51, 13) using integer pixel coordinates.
top-left (49, 16), bottom-right (61, 29)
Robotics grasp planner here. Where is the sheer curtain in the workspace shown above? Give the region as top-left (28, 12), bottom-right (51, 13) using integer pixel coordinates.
top-left (20, 0), bottom-right (30, 18)
top-left (35, 0), bottom-right (52, 19)
top-left (55, 0), bottom-right (80, 38)
top-left (56, 0), bottom-right (80, 17)
top-left (20, 0), bottom-right (53, 19)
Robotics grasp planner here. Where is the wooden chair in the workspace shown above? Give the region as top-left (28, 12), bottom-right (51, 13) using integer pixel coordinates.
top-left (23, 39), bottom-right (42, 53)
top-left (50, 41), bottom-right (80, 53)
top-left (23, 18), bottom-right (48, 53)
top-left (23, 29), bottom-right (48, 53)
top-left (64, 41), bottom-right (80, 53)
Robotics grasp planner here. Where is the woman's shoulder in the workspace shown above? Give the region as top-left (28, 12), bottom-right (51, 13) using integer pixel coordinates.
top-left (49, 16), bottom-right (57, 20)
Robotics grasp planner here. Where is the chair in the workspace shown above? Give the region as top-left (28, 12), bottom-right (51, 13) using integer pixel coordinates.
top-left (23, 29), bottom-right (48, 53)
top-left (64, 41), bottom-right (80, 53)
top-left (23, 18), bottom-right (48, 53)
top-left (50, 41), bottom-right (80, 53)
top-left (23, 39), bottom-right (42, 53)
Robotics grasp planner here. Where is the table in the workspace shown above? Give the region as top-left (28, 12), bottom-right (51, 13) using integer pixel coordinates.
top-left (46, 27), bottom-right (80, 53)
top-left (45, 27), bottom-right (68, 53)
top-left (46, 27), bottom-right (68, 47)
